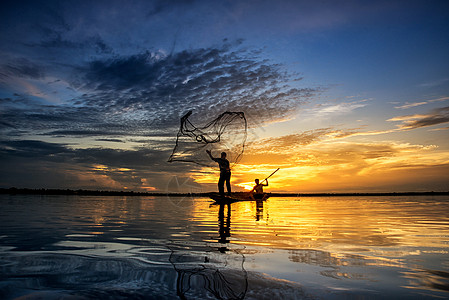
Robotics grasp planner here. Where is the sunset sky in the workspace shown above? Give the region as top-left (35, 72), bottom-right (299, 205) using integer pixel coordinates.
top-left (1, 0), bottom-right (448, 192)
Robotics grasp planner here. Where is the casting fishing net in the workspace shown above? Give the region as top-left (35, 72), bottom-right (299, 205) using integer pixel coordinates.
top-left (168, 111), bottom-right (247, 168)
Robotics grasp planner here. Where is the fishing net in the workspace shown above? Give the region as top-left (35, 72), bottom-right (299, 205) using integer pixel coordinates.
top-left (168, 111), bottom-right (247, 168)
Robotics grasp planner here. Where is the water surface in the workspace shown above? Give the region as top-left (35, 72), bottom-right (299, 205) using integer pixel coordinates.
top-left (0, 194), bottom-right (448, 299)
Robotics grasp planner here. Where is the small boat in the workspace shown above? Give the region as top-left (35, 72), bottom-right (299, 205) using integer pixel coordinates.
top-left (209, 192), bottom-right (270, 203)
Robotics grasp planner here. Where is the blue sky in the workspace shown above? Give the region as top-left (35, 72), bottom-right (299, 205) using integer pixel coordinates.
top-left (1, 0), bottom-right (448, 192)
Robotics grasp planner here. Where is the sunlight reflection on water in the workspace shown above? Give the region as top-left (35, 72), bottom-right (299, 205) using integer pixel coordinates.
top-left (0, 194), bottom-right (448, 299)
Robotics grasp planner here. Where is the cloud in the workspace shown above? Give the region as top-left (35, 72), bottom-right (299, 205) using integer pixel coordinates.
top-left (419, 78), bottom-right (449, 88)
top-left (394, 96), bottom-right (449, 109)
top-left (0, 58), bottom-right (45, 80)
top-left (395, 102), bottom-right (428, 109)
top-left (308, 100), bottom-right (368, 117)
top-left (248, 128), bottom-right (335, 152)
top-left (95, 138), bottom-right (125, 143)
top-left (245, 126), bottom-right (400, 154)
top-left (430, 96), bottom-right (449, 103)
top-left (238, 127), bottom-right (366, 167)
top-left (223, 136), bottom-right (449, 192)
top-left (388, 106), bottom-right (449, 130)
top-left (1, 43), bottom-right (318, 140)
top-left (79, 44), bottom-right (317, 122)
top-left (0, 139), bottom-right (199, 191)
top-left (429, 126), bottom-right (449, 131)
top-left (0, 140), bottom-right (69, 158)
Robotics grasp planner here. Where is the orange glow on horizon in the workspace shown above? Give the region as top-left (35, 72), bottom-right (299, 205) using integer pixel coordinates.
top-left (141, 186), bottom-right (157, 191)
top-left (190, 138), bottom-right (449, 193)
top-left (237, 182), bottom-right (255, 191)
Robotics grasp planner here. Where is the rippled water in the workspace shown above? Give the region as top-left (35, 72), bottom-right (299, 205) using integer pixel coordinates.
top-left (0, 194), bottom-right (448, 299)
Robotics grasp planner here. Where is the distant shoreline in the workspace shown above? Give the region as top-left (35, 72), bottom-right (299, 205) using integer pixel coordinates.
top-left (1, 188), bottom-right (448, 197)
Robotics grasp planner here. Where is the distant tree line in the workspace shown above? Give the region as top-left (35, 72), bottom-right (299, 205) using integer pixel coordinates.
top-left (0, 187), bottom-right (447, 197)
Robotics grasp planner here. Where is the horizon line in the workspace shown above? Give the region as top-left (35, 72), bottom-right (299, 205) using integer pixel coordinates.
top-left (1, 188), bottom-right (448, 197)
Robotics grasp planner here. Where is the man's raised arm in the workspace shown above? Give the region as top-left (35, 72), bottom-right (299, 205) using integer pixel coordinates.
top-left (206, 150), bottom-right (215, 161)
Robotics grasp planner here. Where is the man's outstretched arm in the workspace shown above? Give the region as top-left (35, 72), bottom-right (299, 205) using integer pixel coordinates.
top-left (206, 150), bottom-right (215, 161)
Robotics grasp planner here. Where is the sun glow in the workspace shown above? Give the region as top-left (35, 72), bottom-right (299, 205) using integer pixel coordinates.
top-left (92, 164), bottom-right (108, 171)
top-left (237, 182), bottom-right (255, 191)
top-left (190, 136), bottom-right (449, 193)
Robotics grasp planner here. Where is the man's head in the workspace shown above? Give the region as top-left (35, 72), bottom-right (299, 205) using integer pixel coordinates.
top-left (221, 152), bottom-right (227, 158)
top-left (255, 179), bottom-right (259, 184)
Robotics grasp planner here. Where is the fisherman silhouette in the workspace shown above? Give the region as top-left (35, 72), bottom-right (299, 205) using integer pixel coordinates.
top-left (251, 178), bottom-right (268, 200)
top-left (206, 150), bottom-right (231, 196)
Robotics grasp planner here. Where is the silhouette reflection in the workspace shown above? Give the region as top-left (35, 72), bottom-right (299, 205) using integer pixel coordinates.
top-left (169, 202), bottom-right (247, 300)
top-left (218, 203), bottom-right (231, 253)
top-left (255, 199), bottom-right (264, 221)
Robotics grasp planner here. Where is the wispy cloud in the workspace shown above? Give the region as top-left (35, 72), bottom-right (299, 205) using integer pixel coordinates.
top-left (388, 106), bottom-right (449, 130)
top-left (0, 58), bottom-right (45, 80)
top-left (394, 96), bottom-right (449, 109)
top-left (430, 96), bottom-right (449, 103)
top-left (243, 126), bottom-right (398, 158)
top-left (249, 128), bottom-right (335, 151)
top-left (395, 102), bottom-right (428, 109)
top-left (418, 77), bottom-right (449, 88)
top-left (308, 99), bottom-right (368, 117)
top-left (429, 126), bottom-right (449, 131)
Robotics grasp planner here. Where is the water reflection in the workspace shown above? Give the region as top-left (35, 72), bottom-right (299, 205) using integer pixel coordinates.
top-left (402, 269), bottom-right (449, 293)
top-left (0, 195), bottom-right (448, 299)
top-left (255, 200), bottom-right (263, 222)
top-left (218, 203), bottom-right (231, 252)
top-left (169, 202), bottom-right (248, 300)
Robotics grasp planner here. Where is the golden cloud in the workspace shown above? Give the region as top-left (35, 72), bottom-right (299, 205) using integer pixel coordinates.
top-left (388, 106), bottom-right (449, 130)
top-left (194, 136), bottom-right (449, 192)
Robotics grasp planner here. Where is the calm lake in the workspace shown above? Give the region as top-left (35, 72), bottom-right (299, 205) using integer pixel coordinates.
top-left (0, 194), bottom-right (448, 299)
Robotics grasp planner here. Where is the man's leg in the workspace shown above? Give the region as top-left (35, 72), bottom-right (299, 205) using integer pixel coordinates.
top-left (225, 172), bottom-right (231, 194)
top-left (218, 173), bottom-right (225, 196)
